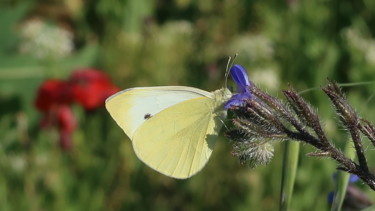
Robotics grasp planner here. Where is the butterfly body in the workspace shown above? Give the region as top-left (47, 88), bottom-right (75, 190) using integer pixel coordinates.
top-left (106, 86), bottom-right (231, 179)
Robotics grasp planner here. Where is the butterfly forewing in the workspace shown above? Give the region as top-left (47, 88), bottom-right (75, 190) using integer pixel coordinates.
top-left (105, 86), bottom-right (213, 139)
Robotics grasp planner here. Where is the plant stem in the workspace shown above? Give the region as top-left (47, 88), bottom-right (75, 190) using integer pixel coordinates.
top-left (330, 140), bottom-right (356, 211)
top-left (279, 141), bottom-right (300, 211)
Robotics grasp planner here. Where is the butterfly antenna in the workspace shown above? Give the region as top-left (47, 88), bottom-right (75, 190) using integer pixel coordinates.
top-left (224, 53), bottom-right (238, 89)
top-left (224, 56), bottom-right (232, 89)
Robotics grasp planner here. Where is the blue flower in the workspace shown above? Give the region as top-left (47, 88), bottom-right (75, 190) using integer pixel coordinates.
top-left (349, 174), bottom-right (359, 183)
top-left (225, 64), bottom-right (252, 109)
top-left (332, 173), bottom-right (359, 183)
top-left (328, 174), bottom-right (360, 204)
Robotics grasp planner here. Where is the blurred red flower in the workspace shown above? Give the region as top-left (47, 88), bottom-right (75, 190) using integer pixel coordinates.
top-left (35, 80), bottom-right (76, 150)
top-left (39, 105), bottom-right (76, 150)
top-left (57, 105), bottom-right (76, 150)
top-left (69, 68), bottom-right (119, 110)
top-left (35, 68), bottom-right (119, 150)
top-left (35, 79), bottom-right (73, 112)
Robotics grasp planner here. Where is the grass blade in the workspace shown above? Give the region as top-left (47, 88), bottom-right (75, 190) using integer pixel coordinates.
top-left (330, 141), bottom-right (356, 211)
top-left (279, 141), bottom-right (300, 211)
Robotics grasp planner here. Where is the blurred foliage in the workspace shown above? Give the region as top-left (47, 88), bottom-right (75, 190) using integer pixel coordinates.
top-left (0, 0), bottom-right (375, 210)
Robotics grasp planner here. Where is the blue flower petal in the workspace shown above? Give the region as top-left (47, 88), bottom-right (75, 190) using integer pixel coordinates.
top-left (224, 92), bottom-right (251, 109)
top-left (327, 192), bottom-right (334, 204)
top-left (230, 64), bottom-right (251, 93)
top-left (332, 173), bottom-right (359, 184)
top-left (225, 64), bottom-right (252, 109)
top-left (349, 175), bottom-right (359, 183)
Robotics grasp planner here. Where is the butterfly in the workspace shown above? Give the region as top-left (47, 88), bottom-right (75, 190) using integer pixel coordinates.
top-left (106, 86), bottom-right (232, 179)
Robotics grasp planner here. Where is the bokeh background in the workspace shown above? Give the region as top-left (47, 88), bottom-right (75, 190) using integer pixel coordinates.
top-left (1, 0), bottom-right (375, 210)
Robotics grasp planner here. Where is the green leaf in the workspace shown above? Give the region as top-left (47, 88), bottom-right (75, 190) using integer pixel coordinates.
top-left (0, 44), bottom-right (99, 80)
top-left (0, 2), bottom-right (32, 54)
top-left (60, 44), bottom-right (99, 72)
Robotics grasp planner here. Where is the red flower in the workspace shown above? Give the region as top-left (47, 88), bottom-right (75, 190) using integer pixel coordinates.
top-left (38, 105), bottom-right (77, 150)
top-left (56, 105), bottom-right (76, 150)
top-left (35, 80), bottom-right (76, 150)
top-left (57, 105), bottom-right (76, 133)
top-left (35, 79), bottom-right (73, 111)
top-left (69, 68), bottom-right (119, 110)
top-left (34, 68), bottom-right (119, 150)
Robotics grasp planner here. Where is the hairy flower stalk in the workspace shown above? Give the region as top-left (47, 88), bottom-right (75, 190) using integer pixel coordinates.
top-left (225, 66), bottom-right (375, 190)
top-left (322, 83), bottom-right (369, 174)
top-left (225, 65), bottom-right (276, 167)
top-left (359, 119), bottom-right (375, 146)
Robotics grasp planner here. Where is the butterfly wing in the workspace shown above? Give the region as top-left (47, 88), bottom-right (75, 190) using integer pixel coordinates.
top-left (132, 96), bottom-right (225, 179)
top-left (105, 86), bottom-right (213, 139)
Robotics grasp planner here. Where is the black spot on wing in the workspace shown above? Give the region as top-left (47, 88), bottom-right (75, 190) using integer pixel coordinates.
top-left (144, 113), bottom-right (152, 119)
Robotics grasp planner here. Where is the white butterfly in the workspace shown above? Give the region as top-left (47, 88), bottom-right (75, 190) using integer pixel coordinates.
top-left (106, 86), bottom-right (231, 179)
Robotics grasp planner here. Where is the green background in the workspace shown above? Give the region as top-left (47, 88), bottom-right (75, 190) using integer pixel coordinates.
top-left (1, 0), bottom-right (375, 210)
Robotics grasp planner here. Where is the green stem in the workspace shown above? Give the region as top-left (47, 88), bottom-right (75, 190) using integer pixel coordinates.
top-left (330, 141), bottom-right (356, 211)
top-left (279, 141), bottom-right (300, 211)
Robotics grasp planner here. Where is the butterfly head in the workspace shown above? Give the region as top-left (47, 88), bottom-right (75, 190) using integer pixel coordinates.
top-left (213, 88), bottom-right (232, 108)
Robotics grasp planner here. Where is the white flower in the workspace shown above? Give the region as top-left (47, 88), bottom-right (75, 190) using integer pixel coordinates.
top-left (19, 19), bottom-right (74, 60)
